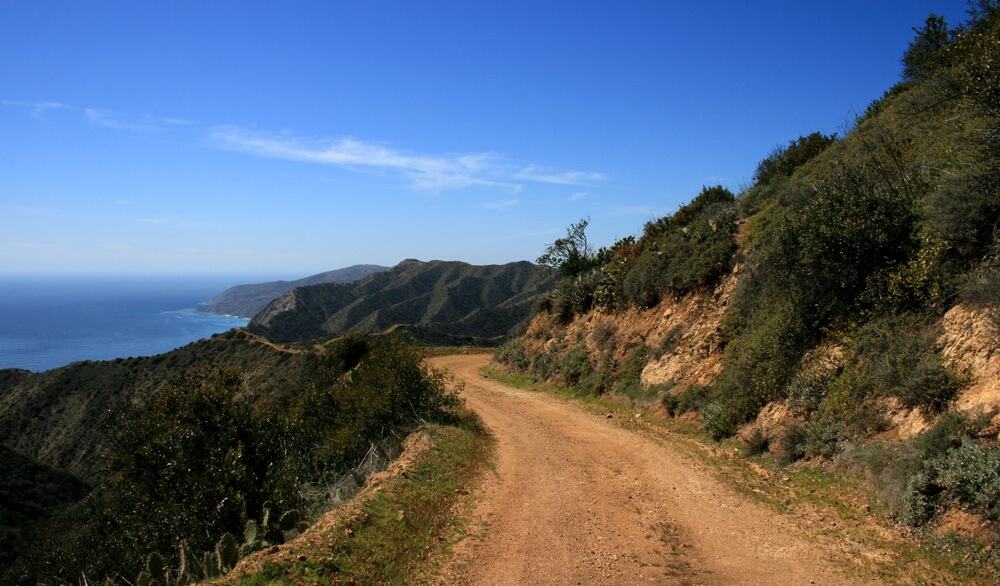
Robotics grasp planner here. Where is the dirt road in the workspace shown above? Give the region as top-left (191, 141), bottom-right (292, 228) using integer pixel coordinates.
top-left (430, 354), bottom-right (860, 585)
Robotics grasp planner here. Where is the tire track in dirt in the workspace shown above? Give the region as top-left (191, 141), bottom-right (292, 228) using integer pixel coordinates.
top-left (431, 354), bottom-right (861, 585)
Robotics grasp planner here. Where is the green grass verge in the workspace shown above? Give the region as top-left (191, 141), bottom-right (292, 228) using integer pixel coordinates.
top-left (238, 412), bottom-right (492, 585)
top-left (481, 365), bottom-right (1000, 585)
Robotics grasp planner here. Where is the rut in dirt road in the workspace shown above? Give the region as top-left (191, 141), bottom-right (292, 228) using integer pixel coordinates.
top-left (430, 354), bottom-right (860, 586)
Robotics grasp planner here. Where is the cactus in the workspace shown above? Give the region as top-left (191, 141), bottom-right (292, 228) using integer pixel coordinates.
top-left (216, 532), bottom-right (240, 572)
top-left (178, 539), bottom-right (204, 581)
top-left (202, 551), bottom-right (221, 578)
top-left (146, 552), bottom-right (165, 578)
top-left (261, 501), bottom-right (272, 528)
top-left (277, 509), bottom-right (300, 531)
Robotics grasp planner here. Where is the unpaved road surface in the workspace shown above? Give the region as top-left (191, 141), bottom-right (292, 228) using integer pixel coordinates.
top-left (430, 354), bottom-right (860, 585)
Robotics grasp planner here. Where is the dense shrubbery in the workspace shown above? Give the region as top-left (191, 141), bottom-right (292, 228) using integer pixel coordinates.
top-left (538, 186), bottom-right (738, 320)
top-left (7, 334), bottom-right (456, 584)
top-left (819, 315), bottom-right (960, 426)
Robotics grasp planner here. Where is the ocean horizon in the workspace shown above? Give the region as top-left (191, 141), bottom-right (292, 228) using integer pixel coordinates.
top-left (0, 276), bottom-right (256, 372)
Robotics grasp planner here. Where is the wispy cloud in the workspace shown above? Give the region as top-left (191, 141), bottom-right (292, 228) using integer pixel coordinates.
top-left (113, 199), bottom-right (131, 206)
top-left (210, 126), bottom-right (606, 192)
top-left (84, 108), bottom-right (176, 132)
top-left (5, 99), bottom-right (607, 194)
top-left (484, 198), bottom-right (520, 211)
top-left (568, 191), bottom-right (587, 202)
top-left (515, 164), bottom-right (607, 186)
top-left (1, 99), bottom-right (71, 120)
top-left (210, 126), bottom-right (521, 191)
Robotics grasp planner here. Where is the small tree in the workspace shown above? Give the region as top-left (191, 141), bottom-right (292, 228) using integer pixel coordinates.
top-left (902, 14), bottom-right (952, 81)
top-left (538, 218), bottom-right (595, 277)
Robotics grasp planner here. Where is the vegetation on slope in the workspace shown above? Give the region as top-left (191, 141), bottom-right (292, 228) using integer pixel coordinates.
top-left (504, 1), bottom-right (1000, 545)
top-left (198, 264), bottom-right (389, 318)
top-left (238, 414), bottom-right (491, 585)
top-left (0, 329), bottom-right (316, 484)
top-left (248, 259), bottom-right (556, 345)
top-left (3, 333), bottom-right (459, 585)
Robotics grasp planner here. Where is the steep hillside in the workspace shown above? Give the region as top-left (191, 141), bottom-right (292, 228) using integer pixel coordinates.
top-left (0, 329), bottom-right (313, 484)
top-left (249, 259), bottom-right (557, 345)
top-left (499, 6), bottom-right (1000, 550)
top-left (198, 264), bottom-right (389, 317)
top-left (3, 333), bottom-right (459, 584)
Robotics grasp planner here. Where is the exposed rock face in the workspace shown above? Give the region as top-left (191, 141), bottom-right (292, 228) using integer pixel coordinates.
top-left (940, 304), bottom-right (1000, 436)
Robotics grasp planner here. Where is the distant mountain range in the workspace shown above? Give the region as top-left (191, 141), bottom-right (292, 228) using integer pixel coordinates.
top-left (249, 259), bottom-right (557, 345)
top-left (198, 264), bottom-right (390, 317)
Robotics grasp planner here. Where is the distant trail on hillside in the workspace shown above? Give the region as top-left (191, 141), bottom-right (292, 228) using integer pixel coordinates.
top-left (430, 354), bottom-right (860, 585)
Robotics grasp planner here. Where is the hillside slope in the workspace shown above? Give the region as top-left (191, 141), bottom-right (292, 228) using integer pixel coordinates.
top-left (248, 259), bottom-right (557, 345)
top-left (198, 264), bottom-right (389, 317)
top-left (0, 329), bottom-right (312, 484)
top-left (498, 6), bottom-right (1000, 556)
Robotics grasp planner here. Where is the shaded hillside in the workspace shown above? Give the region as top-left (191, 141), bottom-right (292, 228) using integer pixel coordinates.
top-left (0, 329), bottom-right (313, 484)
top-left (249, 259), bottom-right (557, 345)
top-left (198, 264), bottom-right (389, 317)
top-left (4, 334), bottom-right (459, 584)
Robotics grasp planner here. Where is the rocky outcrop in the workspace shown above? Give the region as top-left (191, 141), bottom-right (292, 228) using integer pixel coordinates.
top-left (940, 304), bottom-right (1000, 436)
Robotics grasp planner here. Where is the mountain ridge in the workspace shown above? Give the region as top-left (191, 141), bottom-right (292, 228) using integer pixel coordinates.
top-left (198, 264), bottom-right (389, 317)
top-left (248, 259), bottom-right (557, 345)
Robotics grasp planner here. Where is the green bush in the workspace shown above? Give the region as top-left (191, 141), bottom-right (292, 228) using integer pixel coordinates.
top-left (899, 440), bottom-right (1000, 526)
top-left (785, 364), bottom-right (835, 414)
top-left (560, 346), bottom-right (593, 386)
top-left (961, 264), bottom-right (1000, 328)
top-left (752, 132), bottom-right (838, 187)
top-left (820, 314), bottom-right (960, 421)
top-left (663, 384), bottom-right (712, 416)
top-left (702, 401), bottom-right (739, 441)
top-left (495, 339), bottom-right (529, 371)
top-left (529, 349), bottom-right (560, 381)
top-left (591, 320), bottom-right (618, 355)
top-left (623, 187), bottom-right (737, 308)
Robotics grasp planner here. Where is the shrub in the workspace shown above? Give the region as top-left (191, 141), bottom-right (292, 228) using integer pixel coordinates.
top-left (560, 346), bottom-right (593, 386)
top-left (785, 364), bottom-right (835, 415)
top-left (775, 423), bottom-right (808, 464)
top-left (820, 314), bottom-right (960, 421)
top-left (899, 440), bottom-right (1000, 526)
top-left (655, 326), bottom-right (684, 357)
top-left (495, 339), bottom-right (528, 371)
top-left (529, 349), bottom-right (559, 381)
top-left (752, 132), bottom-right (837, 187)
top-left (902, 14), bottom-right (952, 81)
top-left (623, 187), bottom-right (737, 307)
top-left (702, 401), bottom-right (739, 441)
top-left (537, 218), bottom-right (597, 278)
top-left (743, 428), bottom-right (770, 456)
top-left (591, 320), bottom-right (618, 355)
top-left (961, 265), bottom-right (1000, 328)
top-left (612, 346), bottom-right (651, 400)
top-left (674, 384), bottom-right (713, 415)
top-left (799, 419), bottom-right (846, 460)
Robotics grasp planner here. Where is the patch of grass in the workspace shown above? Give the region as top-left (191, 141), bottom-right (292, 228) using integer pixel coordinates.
top-left (237, 414), bottom-right (492, 585)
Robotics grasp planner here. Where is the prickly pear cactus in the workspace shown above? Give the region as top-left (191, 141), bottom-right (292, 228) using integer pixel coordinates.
top-left (217, 532), bottom-right (240, 572)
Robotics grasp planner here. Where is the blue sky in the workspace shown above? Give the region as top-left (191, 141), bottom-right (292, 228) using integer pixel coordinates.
top-left (0, 0), bottom-right (970, 277)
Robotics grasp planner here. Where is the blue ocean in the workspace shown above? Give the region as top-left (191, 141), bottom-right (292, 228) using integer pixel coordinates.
top-left (0, 277), bottom-right (252, 372)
